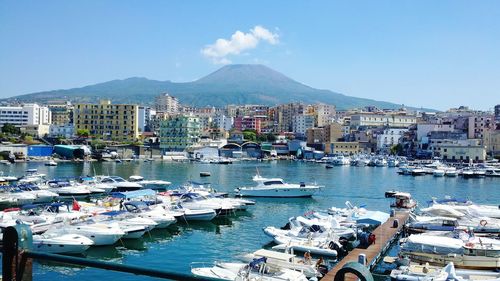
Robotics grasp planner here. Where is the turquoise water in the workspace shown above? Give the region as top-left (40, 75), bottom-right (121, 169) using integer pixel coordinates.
top-left (1, 161), bottom-right (499, 280)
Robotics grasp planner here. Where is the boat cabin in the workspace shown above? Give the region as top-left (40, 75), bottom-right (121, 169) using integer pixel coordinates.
top-left (391, 192), bottom-right (417, 209)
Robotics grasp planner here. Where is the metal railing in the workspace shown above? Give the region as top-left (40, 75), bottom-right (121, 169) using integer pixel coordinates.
top-left (2, 224), bottom-right (208, 281)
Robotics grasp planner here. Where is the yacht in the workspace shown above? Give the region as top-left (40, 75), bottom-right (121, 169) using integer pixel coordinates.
top-left (44, 180), bottom-right (92, 199)
top-left (175, 193), bottom-right (237, 216)
top-left (128, 176), bottom-right (172, 190)
top-left (97, 176), bottom-right (143, 192)
top-left (445, 167), bottom-right (458, 177)
top-left (235, 175), bottom-right (321, 198)
top-left (241, 249), bottom-right (325, 279)
top-left (32, 233), bottom-right (94, 254)
top-left (433, 169), bottom-right (445, 177)
top-left (390, 262), bottom-right (500, 281)
top-left (45, 160), bottom-right (58, 166)
top-left (122, 201), bottom-right (177, 228)
top-left (43, 218), bottom-right (126, 246)
top-left (272, 235), bottom-right (342, 257)
top-left (400, 234), bottom-right (500, 269)
top-left (191, 260), bottom-right (309, 281)
top-left (485, 168), bottom-right (500, 177)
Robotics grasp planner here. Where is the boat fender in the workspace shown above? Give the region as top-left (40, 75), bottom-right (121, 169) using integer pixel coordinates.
top-left (368, 233), bottom-right (376, 245)
top-left (465, 242), bottom-right (474, 248)
top-left (480, 220), bottom-right (487, 226)
top-left (329, 241), bottom-right (340, 251)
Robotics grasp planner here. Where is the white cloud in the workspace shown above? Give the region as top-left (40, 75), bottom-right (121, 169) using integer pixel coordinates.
top-left (201, 25), bottom-right (279, 64)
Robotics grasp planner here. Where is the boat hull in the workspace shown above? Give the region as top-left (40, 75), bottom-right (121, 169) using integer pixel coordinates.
top-left (236, 188), bottom-right (318, 198)
top-left (401, 252), bottom-right (500, 270)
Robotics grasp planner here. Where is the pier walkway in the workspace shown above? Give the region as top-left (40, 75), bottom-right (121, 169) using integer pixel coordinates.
top-left (322, 211), bottom-right (410, 281)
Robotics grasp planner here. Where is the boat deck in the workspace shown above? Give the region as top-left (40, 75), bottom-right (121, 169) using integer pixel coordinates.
top-left (322, 211), bottom-right (410, 281)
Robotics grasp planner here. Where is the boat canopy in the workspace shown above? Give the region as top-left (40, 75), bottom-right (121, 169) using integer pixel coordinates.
top-left (427, 198), bottom-right (469, 206)
top-left (253, 249), bottom-right (295, 261)
top-left (101, 210), bottom-right (128, 216)
top-left (356, 211), bottom-right (390, 226)
top-left (111, 189), bottom-right (156, 199)
top-left (394, 192), bottom-right (412, 199)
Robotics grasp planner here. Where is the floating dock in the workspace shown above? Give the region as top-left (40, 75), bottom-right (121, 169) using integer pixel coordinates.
top-left (322, 211), bottom-right (410, 281)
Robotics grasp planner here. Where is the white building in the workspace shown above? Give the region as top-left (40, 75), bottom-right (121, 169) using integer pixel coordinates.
top-left (416, 123), bottom-right (455, 142)
top-left (138, 106), bottom-right (152, 132)
top-left (314, 104), bottom-right (336, 127)
top-left (155, 93), bottom-right (179, 113)
top-left (350, 113), bottom-right (416, 128)
top-left (0, 104), bottom-right (51, 127)
top-left (292, 114), bottom-right (315, 136)
top-left (376, 128), bottom-right (408, 150)
top-left (49, 124), bottom-right (75, 138)
top-left (214, 114), bottom-right (234, 131)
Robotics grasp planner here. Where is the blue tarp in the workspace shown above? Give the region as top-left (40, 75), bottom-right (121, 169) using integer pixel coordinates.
top-left (28, 145), bottom-right (54, 157)
top-left (101, 210), bottom-right (127, 216)
top-left (110, 189), bottom-right (156, 199)
top-left (356, 211), bottom-right (390, 226)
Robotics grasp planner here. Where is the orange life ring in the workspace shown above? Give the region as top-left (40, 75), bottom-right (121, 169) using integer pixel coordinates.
top-left (465, 242), bottom-right (474, 248)
top-left (480, 220), bottom-right (487, 226)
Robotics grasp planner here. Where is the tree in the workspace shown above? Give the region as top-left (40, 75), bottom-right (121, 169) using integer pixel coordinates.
top-left (2, 123), bottom-right (20, 135)
top-left (242, 130), bottom-right (257, 142)
top-left (390, 144), bottom-right (403, 155)
top-left (76, 129), bottom-right (90, 138)
top-left (266, 133), bottom-right (277, 142)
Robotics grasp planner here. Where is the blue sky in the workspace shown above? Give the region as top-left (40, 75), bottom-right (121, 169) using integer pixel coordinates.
top-left (0, 1), bottom-right (499, 110)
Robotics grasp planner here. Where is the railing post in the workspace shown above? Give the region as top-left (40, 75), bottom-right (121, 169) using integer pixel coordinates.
top-left (2, 224), bottom-right (33, 281)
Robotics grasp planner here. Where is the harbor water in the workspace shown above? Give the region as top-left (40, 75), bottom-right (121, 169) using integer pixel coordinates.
top-left (1, 160), bottom-right (499, 280)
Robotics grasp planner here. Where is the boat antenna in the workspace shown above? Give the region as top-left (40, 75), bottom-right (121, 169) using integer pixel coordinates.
top-left (256, 166), bottom-right (260, 177)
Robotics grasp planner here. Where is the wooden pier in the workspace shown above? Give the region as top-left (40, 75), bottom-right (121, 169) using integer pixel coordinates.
top-left (322, 211), bottom-right (410, 281)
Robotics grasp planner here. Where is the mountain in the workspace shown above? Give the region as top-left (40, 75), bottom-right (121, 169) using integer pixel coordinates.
top-left (4, 64), bottom-right (414, 110)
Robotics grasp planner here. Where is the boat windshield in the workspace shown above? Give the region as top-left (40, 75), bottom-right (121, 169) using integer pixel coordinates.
top-left (263, 180), bottom-right (284, 186)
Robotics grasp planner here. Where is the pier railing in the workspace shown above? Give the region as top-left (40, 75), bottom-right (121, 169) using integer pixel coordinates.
top-left (2, 224), bottom-right (209, 281)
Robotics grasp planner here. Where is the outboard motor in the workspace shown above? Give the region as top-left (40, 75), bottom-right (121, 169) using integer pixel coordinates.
top-left (280, 222), bottom-right (291, 230)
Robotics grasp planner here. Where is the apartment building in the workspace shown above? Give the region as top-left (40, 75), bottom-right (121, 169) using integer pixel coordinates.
top-left (155, 93), bottom-right (179, 113)
top-left (74, 100), bottom-right (139, 141)
top-left (0, 104), bottom-right (51, 127)
top-left (159, 115), bottom-right (201, 151)
top-left (350, 113), bottom-right (416, 128)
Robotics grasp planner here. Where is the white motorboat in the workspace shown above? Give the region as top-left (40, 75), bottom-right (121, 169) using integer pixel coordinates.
top-left (191, 261), bottom-right (309, 281)
top-left (32, 233), bottom-right (94, 254)
top-left (400, 234), bottom-right (500, 269)
top-left (43, 180), bottom-right (92, 199)
top-left (17, 185), bottom-right (59, 204)
top-left (175, 193), bottom-right (237, 216)
top-left (433, 169), bottom-right (445, 177)
top-left (388, 158), bottom-right (400, 167)
top-left (272, 236), bottom-right (341, 257)
top-left (332, 155), bottom-right (351, 166)
top-left (485, 168), bottom-right (500, 177)
top-left (129, 176), bottom-right (172, 190)
top-left (445, 168), bottom-right (458, 177)
top-left (45, 160), bottom-right (58, 166)
top-left (180, 208), bottom-right (217, 221)
top-left (391, 262), bottom-right (500, 281)
top-left (241, 249), bottom-right (323, 278)
top-left (0, 188), bottom-right (37, 208)
top-left (411, 167), bottom-right (426, 176)
top-left (123, 201), bottom-right (176, 228)
top-left (263, 216), bottom-right (356, 241)
top-left (235, 175), bottom-right (321, 198)
top-left (375, 158), bottom-right (388, 167)
top-left (96, 176), bottom-right (143, 192)
top-left (44, 219), bottom-right (125, 246)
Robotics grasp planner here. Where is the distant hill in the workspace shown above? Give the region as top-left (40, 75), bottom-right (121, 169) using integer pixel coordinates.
top-left (4, 64), bottom-right (421, 110)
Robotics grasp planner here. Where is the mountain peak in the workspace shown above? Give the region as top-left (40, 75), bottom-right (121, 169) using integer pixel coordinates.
top-left (3, 64), bottom-right (426, 110)
top-left (195, 64), bottom-right (294, 85)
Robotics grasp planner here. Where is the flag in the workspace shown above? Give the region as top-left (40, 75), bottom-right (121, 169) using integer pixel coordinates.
top-left (72, 199), bottom-right (81, 211)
